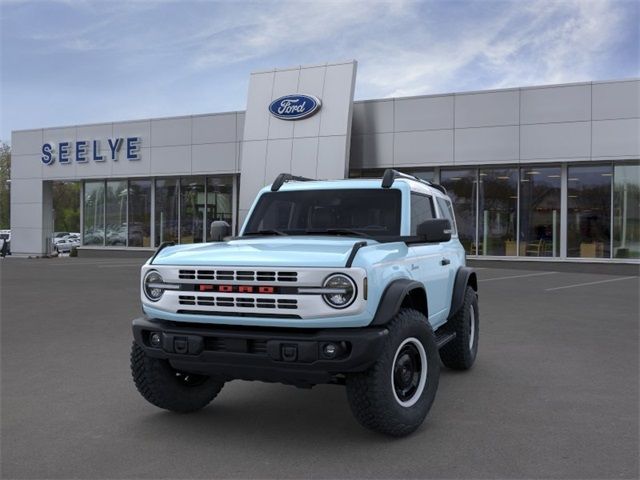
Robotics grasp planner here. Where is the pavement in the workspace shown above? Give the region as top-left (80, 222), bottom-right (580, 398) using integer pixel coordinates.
top-left (1, 257), bottom-right (638, 479)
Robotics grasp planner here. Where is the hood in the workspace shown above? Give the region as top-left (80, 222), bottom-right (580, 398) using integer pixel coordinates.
top-left (152, 236), bottom-right (372, 268)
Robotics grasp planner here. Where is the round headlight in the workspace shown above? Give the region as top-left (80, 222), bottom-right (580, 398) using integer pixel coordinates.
top-left (143, 270), bottom-right (164, 302)
top-left (322, 274), bottom-right (356, 309)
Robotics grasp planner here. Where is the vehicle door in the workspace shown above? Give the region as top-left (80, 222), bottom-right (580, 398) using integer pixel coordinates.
top-left (435, 196), bottom-right (461, 318)
top-left (407, 192), bottom-right (450, 325)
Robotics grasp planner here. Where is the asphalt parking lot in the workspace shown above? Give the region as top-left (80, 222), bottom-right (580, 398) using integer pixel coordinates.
top-left (1, 258), bottom-right (638, 479)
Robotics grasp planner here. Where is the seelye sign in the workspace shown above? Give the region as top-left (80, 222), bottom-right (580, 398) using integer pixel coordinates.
top-left (41, 137), bottom-right (141, 165)
top-left (268, 94), bottom-right (321, 120)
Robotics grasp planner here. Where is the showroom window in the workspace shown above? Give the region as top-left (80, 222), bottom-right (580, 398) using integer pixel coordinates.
top-left (205, 177), bottom-right (233, 241)
top-left (519, 166), bottom-right (561, 257)
top-left (440, 169), bottom-right (477, 255)
top-left (567, 164), bottom-right (612, 258)
top-left (478, 168), bottom-right (518, 256)
top-left (180, 177), bottom-right (206, 244)
top-left (105, 180), bottom-right (127, 246)
top-left (155, 178), bottom-right (180, 245)
top-left (128, 179), bottom-right (151, 247)
top-left (613, 163), bottom-right (640, 259)
top-left (83, 181), bottom-right (105, 246)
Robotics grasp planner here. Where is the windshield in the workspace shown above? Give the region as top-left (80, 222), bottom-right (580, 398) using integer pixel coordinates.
top-left (243, 189), bottom-right (401, 238)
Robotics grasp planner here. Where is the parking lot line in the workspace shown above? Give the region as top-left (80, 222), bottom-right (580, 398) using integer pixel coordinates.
top-left (545, 276), bottom-right (637, 291)
top-left (478, 271), bottom-right (556, 282)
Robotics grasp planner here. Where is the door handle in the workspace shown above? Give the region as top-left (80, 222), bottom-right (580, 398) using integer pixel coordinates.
top-left (441, 258), bottom-right (450, 266)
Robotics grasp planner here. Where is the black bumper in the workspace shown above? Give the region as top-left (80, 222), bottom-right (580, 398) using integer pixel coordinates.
top-left (132, 317), bottom-right (389, 387)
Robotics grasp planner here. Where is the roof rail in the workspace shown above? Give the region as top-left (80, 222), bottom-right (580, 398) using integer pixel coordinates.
top-left (381, 169), bottom-right (447, 195)
top-left (271, 173), bottom-right (315, 191)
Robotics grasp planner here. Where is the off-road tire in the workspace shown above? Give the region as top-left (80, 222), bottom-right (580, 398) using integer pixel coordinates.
top-left (345, 308), bottom-right (440, 437)
top-left (131, 342), bottom-right (224, 412)
top-left (439, 286), bottom-right (478, 370)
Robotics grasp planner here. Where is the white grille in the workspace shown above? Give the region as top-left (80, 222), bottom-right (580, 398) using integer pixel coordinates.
top-left (178, 269), bottom-right (297, 283)
top-left (179, 295), bottom-right (298, 310)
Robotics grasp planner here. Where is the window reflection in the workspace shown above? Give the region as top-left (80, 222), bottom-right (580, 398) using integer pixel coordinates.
top-left (567, 165), bottom-right (612, 258)
top-left (155, 178), bottom-right (179, 245)
top-left (206, 177), bottom-right (233, 240)
top-left (478, 168), bottom-right (518, 256)
top-left (180, 177), bottom-right (205, 244)
top-left (440, 169), bottom-right (477, 255)
top-left (83, 181), bottom-right (105, 246)
top-left (613, 163), bottom-right (640, 258)
top-left (128, 179), bottom-right (151, 247)
top-left (519, 167), bottom-right (561, 257)
top-left (105, 180), bottom-right (127, 246)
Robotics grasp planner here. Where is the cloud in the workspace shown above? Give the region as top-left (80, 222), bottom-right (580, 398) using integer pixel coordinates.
top-left (355, 0), bottom-right (634, 98)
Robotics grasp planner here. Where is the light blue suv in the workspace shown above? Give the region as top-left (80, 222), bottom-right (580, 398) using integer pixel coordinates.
top-left (131, 169), bottom-right (479, 436)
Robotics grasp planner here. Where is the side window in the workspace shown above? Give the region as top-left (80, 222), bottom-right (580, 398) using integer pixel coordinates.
top-left (436, 197), bottom-right (458, 235)
top-left (410, 193), bottom-right (435, 234)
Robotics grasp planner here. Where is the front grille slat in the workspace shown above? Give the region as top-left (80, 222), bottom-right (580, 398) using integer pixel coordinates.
top-left (179, 295), bottom-right (297, 311)
top-left (180, 269), bottom-right (297, 283)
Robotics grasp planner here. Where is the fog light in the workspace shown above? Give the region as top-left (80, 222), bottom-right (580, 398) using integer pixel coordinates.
top-left (323, 343), bottom-right (337, 358)
top-left (150, 332), bottom-right (162, 348)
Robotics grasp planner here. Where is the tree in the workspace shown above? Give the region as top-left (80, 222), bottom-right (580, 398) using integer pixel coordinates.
top-left (53, 182), bottom-right (80, 232)
top-left (0, 142), bottom-right (10, 229)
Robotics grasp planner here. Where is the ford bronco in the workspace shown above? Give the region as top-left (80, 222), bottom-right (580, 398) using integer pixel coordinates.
top-left (131, 169), bottom-right (479, 436)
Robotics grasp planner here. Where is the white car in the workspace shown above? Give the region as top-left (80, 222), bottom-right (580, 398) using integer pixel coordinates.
top-left (55, 238), bottom-right (80, 253)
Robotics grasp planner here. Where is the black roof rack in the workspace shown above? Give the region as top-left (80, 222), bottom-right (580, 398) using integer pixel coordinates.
top-left (271, 173), bottom-right (315, 191)
top-left (381, 169), bottom-right (447, 195)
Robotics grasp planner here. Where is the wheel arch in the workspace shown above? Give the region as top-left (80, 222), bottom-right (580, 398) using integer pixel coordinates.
top-left (371, 279), bottom-right (428, 326)
top-left (448, 267), bottom-right (477, 320)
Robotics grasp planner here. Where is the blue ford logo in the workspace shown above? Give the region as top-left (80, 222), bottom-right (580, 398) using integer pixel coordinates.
top-left (269, 94), bottom-right (321, 120)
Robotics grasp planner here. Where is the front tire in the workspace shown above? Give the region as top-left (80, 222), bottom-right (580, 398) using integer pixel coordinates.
top-left (345, 308), bottom-right (440, 437)
top-left (130, 342), bottom-right (224, 413)
top-left (439, 286), bottom-right (479, 370)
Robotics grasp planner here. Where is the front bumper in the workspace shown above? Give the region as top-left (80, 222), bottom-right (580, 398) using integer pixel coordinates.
top-left (132, 317), bottom-right (389, 387)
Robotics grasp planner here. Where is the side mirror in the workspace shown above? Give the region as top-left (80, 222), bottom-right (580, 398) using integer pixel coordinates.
top-left (209, 220), bottom-right (231, 242)
top-left (416, 219), bottom-right (452, 243)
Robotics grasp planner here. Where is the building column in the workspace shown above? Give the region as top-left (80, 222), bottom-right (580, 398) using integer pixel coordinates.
top-left (10, 179), bottom-right (53, 256)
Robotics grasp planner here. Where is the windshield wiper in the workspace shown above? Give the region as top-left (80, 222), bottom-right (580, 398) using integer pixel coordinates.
top-left (305, 228), bottom-right (372, 238)
top-left (243, 229), bottom-right (288, 236)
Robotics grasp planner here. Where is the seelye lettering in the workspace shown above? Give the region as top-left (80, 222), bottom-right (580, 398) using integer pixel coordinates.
top-left (41, 137), bottom-right (141, 165)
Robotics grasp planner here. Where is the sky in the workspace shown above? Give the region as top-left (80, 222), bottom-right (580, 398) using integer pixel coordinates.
top-left (1, 0), bottom-right (638, 142)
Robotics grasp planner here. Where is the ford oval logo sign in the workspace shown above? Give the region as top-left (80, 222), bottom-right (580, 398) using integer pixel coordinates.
top-left (269, 94), bottom-right (321, 120)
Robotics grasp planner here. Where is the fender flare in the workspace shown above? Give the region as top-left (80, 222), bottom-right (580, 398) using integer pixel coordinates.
top-left (448, 267), bottom-right (478, 320)
top-left (371, 279), bottom-right (428, 326)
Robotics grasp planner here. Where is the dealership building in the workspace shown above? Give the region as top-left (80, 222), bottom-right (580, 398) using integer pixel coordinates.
top-left (10, 60), bottom-right (640, 261)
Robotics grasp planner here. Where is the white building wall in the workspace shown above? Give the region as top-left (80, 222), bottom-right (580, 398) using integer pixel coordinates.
top-left (10, 76), bottom-right (638, 256)
top-left (11, 112), bottom-right (241, 255)
top-left (238, 61), bottom-right (357, 224)
top-left (351, 79), bottom-right (640, 169)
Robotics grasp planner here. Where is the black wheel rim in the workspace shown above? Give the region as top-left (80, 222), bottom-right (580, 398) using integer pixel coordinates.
top-left (393, 343), bottom-right (422, 402)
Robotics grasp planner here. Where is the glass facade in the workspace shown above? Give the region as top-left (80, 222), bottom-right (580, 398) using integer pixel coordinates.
top-left (613, 163), bottom-right (640, 259)
top-left (76, 164), bottom-right (638, 261)
top-left (567, 164), bottom-right (612, 258)
top-left (206, 177), bottom-right (233, 240)
top-left (478, 168), bottom-right (518, 256)
top-left (179, 177), bottom-right (205, 244)
top-left (519, 166), bottom-right (561, 257)
top-left (440, 169), bottom-right (477, 255)
top-left (350, 162), bottom-right (639, 260)
top-left (105, 180), bottom-right (127, 246)
top-left (82, 175), bottom-right (234, 248)
top-left (83, 181), bottom-right (105, 246)
top-left (128, 179), bottom-right (152, 247)
top-left (155, 178), bottom-right (180, 245)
